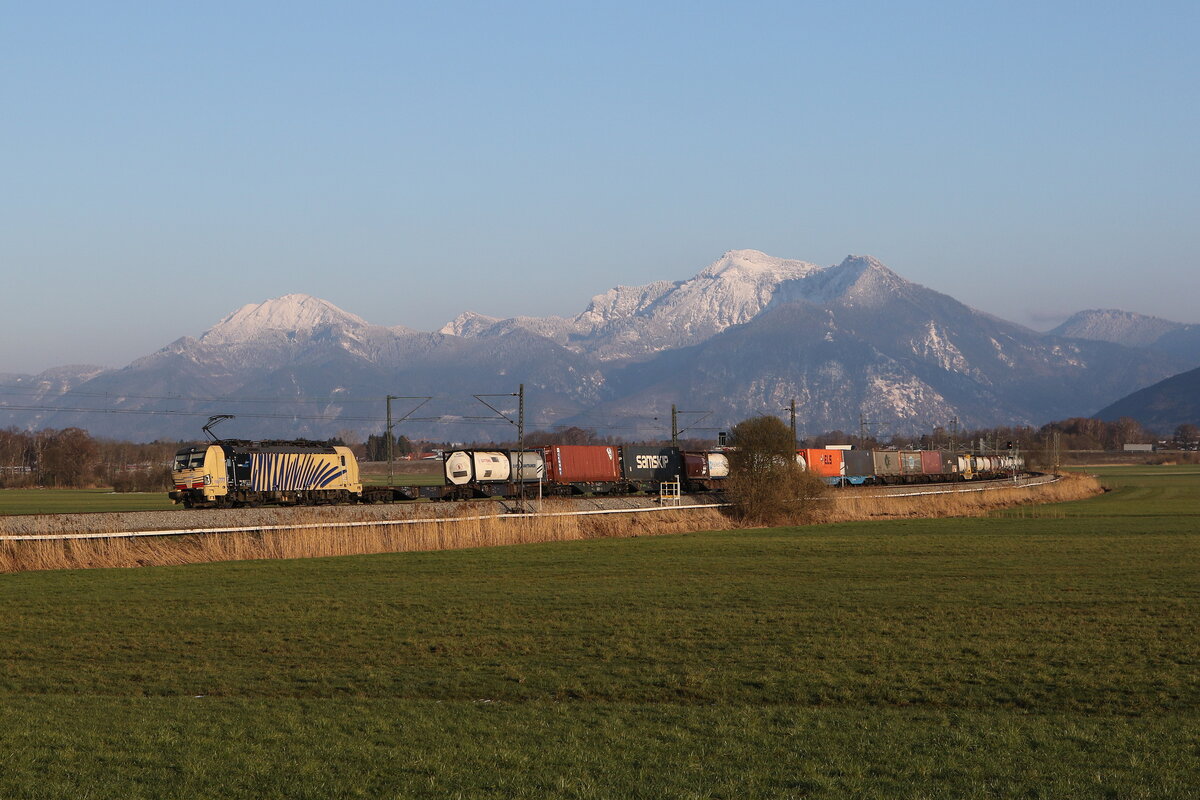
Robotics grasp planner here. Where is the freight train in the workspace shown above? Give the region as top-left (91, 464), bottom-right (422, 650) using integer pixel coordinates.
top-left (170, 438), bottom-right (1023, 508)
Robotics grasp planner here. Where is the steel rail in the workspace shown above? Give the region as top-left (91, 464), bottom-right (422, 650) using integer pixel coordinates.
top-left (0, 474), bottom-right (1061, 542)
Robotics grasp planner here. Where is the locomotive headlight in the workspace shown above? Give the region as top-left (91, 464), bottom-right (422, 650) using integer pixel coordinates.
top-left (203, 475), bottom-right (211, 485)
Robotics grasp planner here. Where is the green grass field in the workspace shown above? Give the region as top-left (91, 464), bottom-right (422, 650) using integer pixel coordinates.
top-left (0, 466), bottom-right (1196, 798)
top-left (0, 488), bottom-right (178, 515)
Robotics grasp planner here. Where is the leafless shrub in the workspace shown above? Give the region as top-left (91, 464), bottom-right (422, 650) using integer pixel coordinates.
top-left (724, 415), bottom-right (829, 525)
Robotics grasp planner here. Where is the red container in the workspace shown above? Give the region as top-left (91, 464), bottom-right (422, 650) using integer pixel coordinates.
top-left (920, 450), bottom-right (945, 475)
top-left (682, 452), bottom-right (709, 479)
top-left (801, 448), bottom-right (844, 478)
top-left (543, 445), bottom-right (622, 483)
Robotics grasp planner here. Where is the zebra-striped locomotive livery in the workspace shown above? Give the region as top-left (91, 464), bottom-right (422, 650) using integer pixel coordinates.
top-left (171, 440), bottom-right (361, 508)
top-left (249, 451), bottom-right (350, 492)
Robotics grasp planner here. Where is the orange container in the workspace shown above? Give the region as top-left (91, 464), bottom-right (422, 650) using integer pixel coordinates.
top-left (800, 448), bottom-right (844, 478)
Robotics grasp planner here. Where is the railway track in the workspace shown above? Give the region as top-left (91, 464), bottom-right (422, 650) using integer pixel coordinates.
top-left (1, 474), bottom-right (1057, 541)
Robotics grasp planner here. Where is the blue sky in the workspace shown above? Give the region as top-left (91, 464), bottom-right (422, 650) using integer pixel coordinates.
top-left (3, 1), bottom-right (1198, 373)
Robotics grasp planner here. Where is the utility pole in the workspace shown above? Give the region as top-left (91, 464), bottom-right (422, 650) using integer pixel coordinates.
top-left (517, 383), bottom-right (525, 511)
top-left (859, 413), bottom-right (881, 449)
top-left (672, 406), bottom-right (713, 448)
top-left (789, 397), bottom-right (797, 448)
top-left (949, 416), bottom-right (959, 452)
top-left (385, 396), bottom-right (433, 489)
top-left (472, 386), bottom-right (528, 512)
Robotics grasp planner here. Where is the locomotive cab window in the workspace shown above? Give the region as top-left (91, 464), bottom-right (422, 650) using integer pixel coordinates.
top-left (174, 452), bottom-right (206, 470)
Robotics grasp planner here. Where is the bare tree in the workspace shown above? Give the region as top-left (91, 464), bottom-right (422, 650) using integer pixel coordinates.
top-left (725, 415), bottom-right (827, 525)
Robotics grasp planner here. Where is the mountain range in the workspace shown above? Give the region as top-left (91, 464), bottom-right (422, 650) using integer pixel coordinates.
top-left (2, 250), bottom-right (1196, 442)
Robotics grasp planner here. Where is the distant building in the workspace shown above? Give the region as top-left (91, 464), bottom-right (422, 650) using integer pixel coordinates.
top-left (1123, 443), bottom-right (1155, 452)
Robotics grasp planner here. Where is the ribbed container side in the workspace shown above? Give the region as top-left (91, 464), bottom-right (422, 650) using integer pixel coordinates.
top-left (920, 450), bottom-right (946, 475)
top-left (682, 452), bottom-right (709, 479)
top-left (843, 450), bottom-right (874, 478)
top-left (873, 450), bottom-right (901, 476)
top-left (899, 451), bottom-right (924, 475)
top-left (620, 446), bottom-right (683, 482)
top-left (544, 445), bottom-right (622, 483)
top-left (802, 449), bottom-right (844, 478)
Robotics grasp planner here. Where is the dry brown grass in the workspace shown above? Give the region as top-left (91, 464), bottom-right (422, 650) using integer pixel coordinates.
top-left (0, 501), bottom-right (731, 574)
top-left (817, 473), bottom-right (1101, 523)
top-left (0, 476), bottom-right (1101, 574)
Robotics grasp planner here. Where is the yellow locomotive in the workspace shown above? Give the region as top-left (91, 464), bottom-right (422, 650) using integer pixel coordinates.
top-left (170, 439), bottom-right (361, 508)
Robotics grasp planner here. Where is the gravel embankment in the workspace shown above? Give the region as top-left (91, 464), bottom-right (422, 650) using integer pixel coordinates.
top-left (0, 493), bottom-right (723, 537)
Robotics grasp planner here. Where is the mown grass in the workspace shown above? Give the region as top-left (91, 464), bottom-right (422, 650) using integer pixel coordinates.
top-left (0, 467), bottom-right (1196, 797)
top-left (0, 488), bottom-right (177, 515)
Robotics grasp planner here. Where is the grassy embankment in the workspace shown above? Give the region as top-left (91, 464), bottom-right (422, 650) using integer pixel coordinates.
top-left (1, 474), bottom-right (1099, 572)
top-left (0, 466), bottom-right (1195, 797)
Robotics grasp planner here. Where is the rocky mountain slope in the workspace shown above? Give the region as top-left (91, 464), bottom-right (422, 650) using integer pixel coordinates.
top-left (2, 251), bottom-right (1194, 442)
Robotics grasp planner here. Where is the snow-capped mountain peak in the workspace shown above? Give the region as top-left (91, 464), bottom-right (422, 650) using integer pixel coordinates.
top-left (696, 248), bottom-right (822, 280)
top-left (440, 311), bottom-right (502, 337)
top-left (1051, 309), bottom-right (1185, 347)
top-left (200, 294), bottom-right (368, 344)
top-left (566, 250), bottom-right (827, 357)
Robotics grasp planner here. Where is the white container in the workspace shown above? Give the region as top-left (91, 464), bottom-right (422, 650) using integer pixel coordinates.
top-left (508, 450), bottom-right (545, 481)
top-left (444, 450), bottom-right (512, 484)
top-left (706, 452), bottom-right (730, 478)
